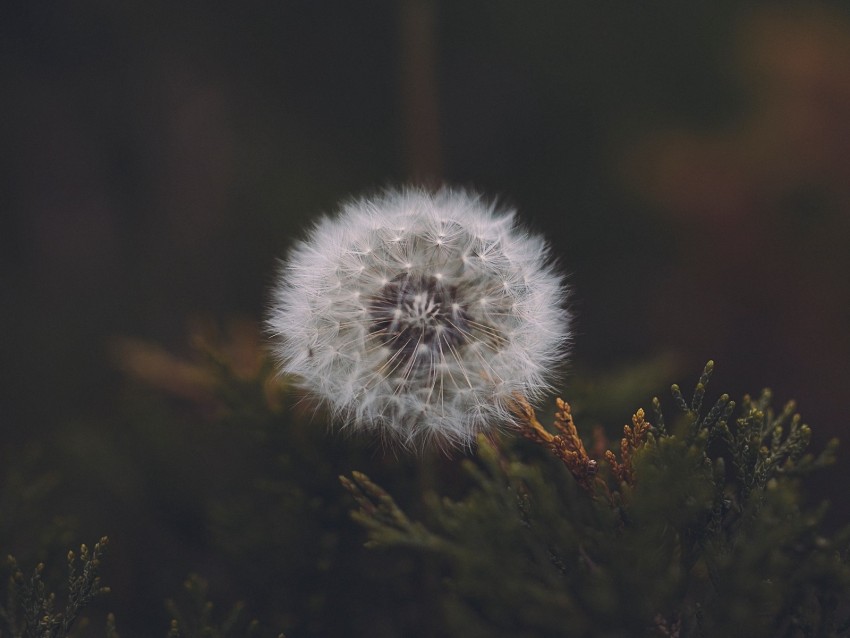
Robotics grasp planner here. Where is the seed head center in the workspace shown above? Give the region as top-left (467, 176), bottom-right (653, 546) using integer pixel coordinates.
top-left (405, 293), bottom-right (440, 327)
top-left (368, 275), bottom-right (469, 363)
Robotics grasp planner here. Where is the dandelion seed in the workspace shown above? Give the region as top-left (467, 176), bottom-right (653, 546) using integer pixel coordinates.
top-left (268, 187), bottom-right (570, 450)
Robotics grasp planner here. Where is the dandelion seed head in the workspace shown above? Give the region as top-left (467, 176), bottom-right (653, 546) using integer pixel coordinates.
top-left (268, 187), bottom-right (570, 450)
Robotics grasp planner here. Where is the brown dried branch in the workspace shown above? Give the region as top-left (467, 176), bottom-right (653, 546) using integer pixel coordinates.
top-left (605, 409), bottom-right (652, 486)
top-left (510, 395), bottom-right (598, 492)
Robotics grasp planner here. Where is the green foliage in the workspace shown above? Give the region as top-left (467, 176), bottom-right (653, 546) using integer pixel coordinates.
top-left (8, 334), bottom-right (847, 638)
top-left (0, 545), bottom-right (281, 638)
top-left (164, 574), bottom-right (282, 638)
top-left (0, 537), bottom-right (110, 638)
top-left (344, 362), bottom-right (850, 637)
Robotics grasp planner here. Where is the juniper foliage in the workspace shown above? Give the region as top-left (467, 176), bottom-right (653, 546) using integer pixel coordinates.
top-left (164, 574), bottom-right (282, 638)
top-left (0, 549), bottom-right (281, 638)
top-left (0, 537), bottom-right (110, 638)
top-left (344, 362), bottom-right (850, 637)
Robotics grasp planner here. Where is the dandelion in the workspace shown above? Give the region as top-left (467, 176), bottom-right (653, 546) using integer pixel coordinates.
top-left (268, 187), bottom-right (570, 449)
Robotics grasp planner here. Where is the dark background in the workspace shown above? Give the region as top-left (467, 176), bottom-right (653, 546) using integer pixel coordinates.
top-left (2, 1), bottom-right (850, 635)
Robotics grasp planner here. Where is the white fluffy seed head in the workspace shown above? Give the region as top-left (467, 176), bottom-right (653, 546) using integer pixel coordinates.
top-left (268, 187), bottom-right (570, 450)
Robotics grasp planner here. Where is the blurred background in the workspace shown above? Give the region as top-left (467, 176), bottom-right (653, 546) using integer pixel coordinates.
top-left (2, 1), bottom-right (850, 635)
